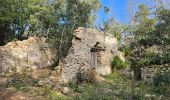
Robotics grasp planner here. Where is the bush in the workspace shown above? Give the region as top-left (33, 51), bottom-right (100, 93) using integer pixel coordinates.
top-left (76, 69), bottom-right (97, 84)
top-left (68, 82), bottom-right (79, 92)
top-left (152, 71), bottom-right (170, 96)
top-left (114, 32), bottom-right (122, 41)
top-left (119, 45), bottom-right (131, 56)
top-left (0, 73), bottom-right (38, 90)
top-left (112, 56), bottom-right (128, 70)
top-left (153, 71), bottom-right (170, 86)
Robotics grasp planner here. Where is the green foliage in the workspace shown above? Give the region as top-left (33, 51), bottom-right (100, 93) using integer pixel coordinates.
top-left (0, 24), bottom-right (15, 46)
top-left (119, 45), bottom-right (131, 56)
top-left (128, 4), bottom-right (170, 82)
top-left (68, 81), bottom-right (83, 93)
top-left (134, 4), bottom-right (155, 40)
top-left (114, 32), bottom-right (122, 41)
top-left (152, 71), bottom-right (170, 96)
top-left (154, 9), bottom-right (170, 46)
top-left (138, 57), bottom-right (151, 67)
top-left (0, 0), bottom-right (101, 47)
top-left (153, 71), bottom-right (170, 87)
top-left (76, 71), bottom-right (84, 84)
top-left (131, 51), bottom-right (170, 69)
top-left (135, 4), bottom-right (149, 22)
top-left (0, 73), bottom-right (38, 90)
top-left (112, 56), bottom-right (128, 70)
top-left (75, 72), bottom-right (132, 100)
top-left (48, 90), bottom-right (70, 100)
top-left (0, 0), bottom-right (49, 44)
top-left (103, 19), bottom-right (124, 41)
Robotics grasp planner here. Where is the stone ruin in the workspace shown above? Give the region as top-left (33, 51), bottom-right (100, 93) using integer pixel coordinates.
top-left (58, 27), bottom-right (120, 83)
top-left (141, 65), bottom-right (170, 82)
top-left (0, 37), bottom-right (54, 74)
top-left (0, 27), bottom-right (124, 83)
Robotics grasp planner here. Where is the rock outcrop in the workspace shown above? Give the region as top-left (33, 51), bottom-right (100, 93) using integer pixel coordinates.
top-left (58, 27), bottom-right (119, 83)
top-left (0, 37), bottom-right (54, 74)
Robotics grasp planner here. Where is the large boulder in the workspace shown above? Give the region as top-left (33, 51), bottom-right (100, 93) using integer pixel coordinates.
top-left (0, 37), bottom-right (54, 74)
top-left (58, 27), bottom-right (119, 83)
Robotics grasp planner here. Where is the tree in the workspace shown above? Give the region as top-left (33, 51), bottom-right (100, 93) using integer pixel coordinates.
top-left (0, 0), bottom-right (49, 44)
top-left (0, 0), bottom-right (101, 67)
top-left (0, 0), bottom-right (17, 45)
top-left (56, 0), bottom-right (101, 58)
top-left (107, 19), bottom-right (124, 41)
top-left (128, 4), bottom-right (156, 80)
top-left (128, 3), bottom-right (170, 81)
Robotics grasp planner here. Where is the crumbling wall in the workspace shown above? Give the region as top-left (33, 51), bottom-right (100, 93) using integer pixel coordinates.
top-left (0, 28), bottom-right (122, 83)
top-left (141, 65), bottom-right (170, 82)
top-left (58, 27), bottom-right (119, 83)
top-left (0, 37), bottom-right (54, 74)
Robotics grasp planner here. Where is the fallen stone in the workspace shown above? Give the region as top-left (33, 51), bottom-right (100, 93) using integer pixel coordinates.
top-left (38, 78), bottom-right (52, 87)
top-left (61, 87), bottom-right (71, 94)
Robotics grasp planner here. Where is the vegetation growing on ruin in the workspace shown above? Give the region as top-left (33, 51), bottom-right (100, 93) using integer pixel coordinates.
top-left (0, 0), bottom-right (170, 99)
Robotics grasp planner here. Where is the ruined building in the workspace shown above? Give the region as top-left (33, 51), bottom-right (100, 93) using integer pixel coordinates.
top-left (57, 27), bottom-right (120, 83)
top-left (0, 27), bottom-right (123, 83)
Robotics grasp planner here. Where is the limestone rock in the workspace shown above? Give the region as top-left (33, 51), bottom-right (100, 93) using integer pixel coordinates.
top-left (61, 87), bottom-right (71, 94)
top-left (116, 51), bottom-right (125, 62)
top-left (38, 78), bottom-right (52, 87)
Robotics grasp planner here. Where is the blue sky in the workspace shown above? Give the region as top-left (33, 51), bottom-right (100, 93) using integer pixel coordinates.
top-left (96, 0), bottom-right (154, 25)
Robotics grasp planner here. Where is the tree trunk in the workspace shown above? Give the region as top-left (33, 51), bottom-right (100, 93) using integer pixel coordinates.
top-left (134, 67), bottom-right (142, 81)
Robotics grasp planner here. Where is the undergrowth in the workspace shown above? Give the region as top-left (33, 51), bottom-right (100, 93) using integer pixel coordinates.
top-left (0, 72), bottom-right (169, 100)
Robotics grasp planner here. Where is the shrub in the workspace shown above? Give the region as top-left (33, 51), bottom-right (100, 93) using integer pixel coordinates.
top-left (112, 56), bottom-right (128, 70)
top-left (114, 32), bottom-right (122, 41)
top-left (68, 81), bottom-right (82, 93)
top-left (152, 71), bottom-right (170, 96)
top-left (153, 71), bottom-right (170, 86)
top-left (76, 69), bottom-right (97, 84)
top-left (119, 45), bottom-right (131, 56)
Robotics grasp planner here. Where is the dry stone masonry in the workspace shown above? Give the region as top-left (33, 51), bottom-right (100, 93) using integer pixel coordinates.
top-left (0, 27), bottom-right (123, 83)
top-left (0, 27), bottom-right (168, 84)
top-left (141, 64), bottom-right (170, 82)
top-left (58, 27), bottom-right (119, 83)
top-left (0, 37), bottom-right (54, 74)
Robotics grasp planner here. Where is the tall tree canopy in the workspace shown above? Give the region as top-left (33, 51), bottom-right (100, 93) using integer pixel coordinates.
top-left (0, 0), bottom-right (101, 56)
top-left (128, 4), bottom-right (170, 80)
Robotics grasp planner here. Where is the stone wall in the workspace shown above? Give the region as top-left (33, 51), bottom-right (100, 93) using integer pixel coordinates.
top-left (0, 28), bottom-right (123, 83)
top-left (141, 65), bottom-right (170, 82)
top-left (58, 27), bottom-right (119, 83)
top-left (0, 37), bottom-right (54, 74)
